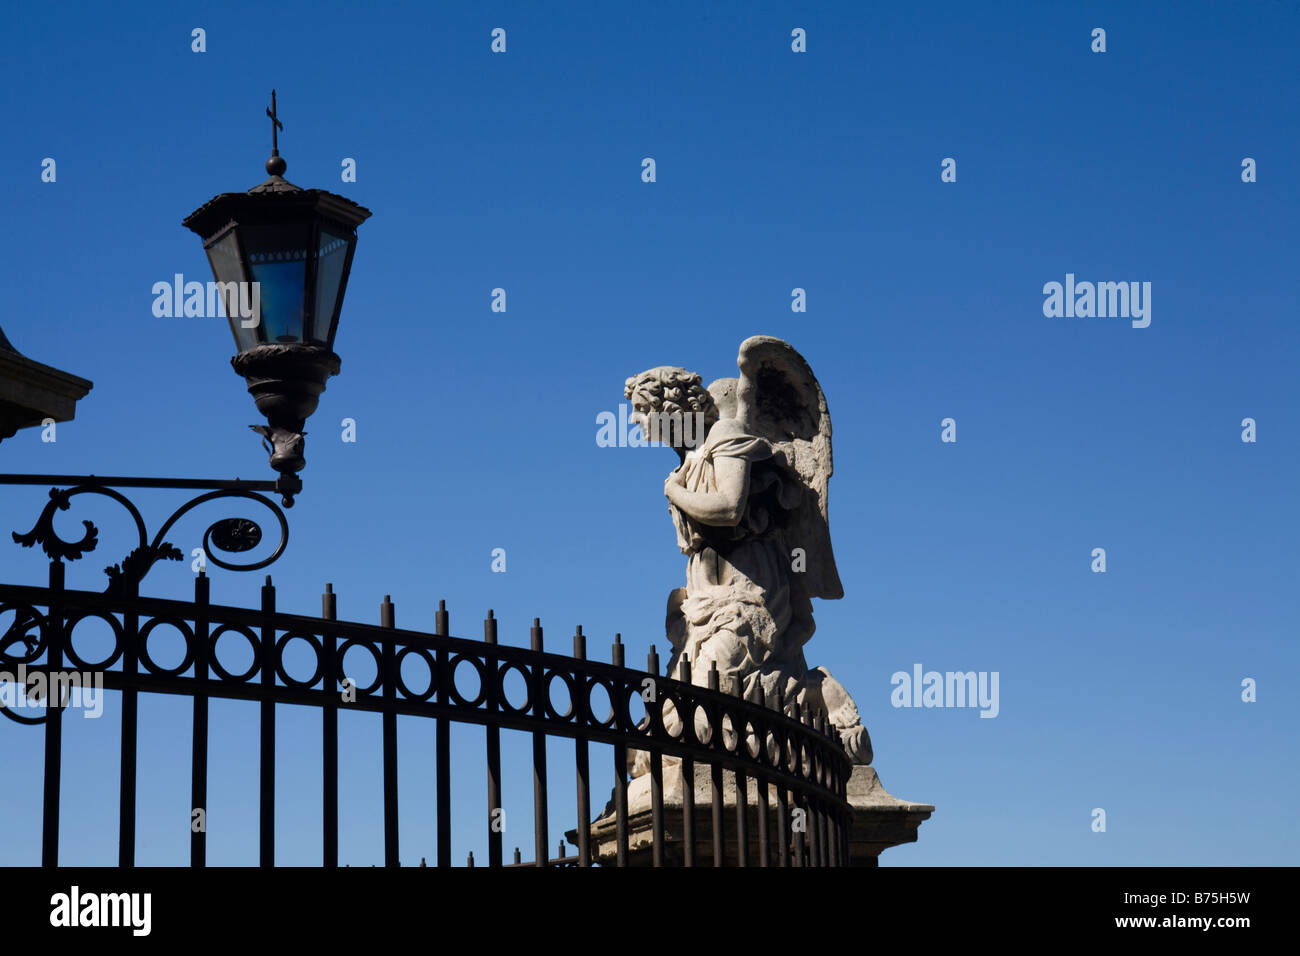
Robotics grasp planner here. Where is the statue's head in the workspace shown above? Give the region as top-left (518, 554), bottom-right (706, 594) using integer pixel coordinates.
top-left (624, 366), bottom-right (719, 454)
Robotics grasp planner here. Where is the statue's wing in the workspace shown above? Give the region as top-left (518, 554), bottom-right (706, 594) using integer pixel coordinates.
top-left (736, 336), bottom-right (843, 600)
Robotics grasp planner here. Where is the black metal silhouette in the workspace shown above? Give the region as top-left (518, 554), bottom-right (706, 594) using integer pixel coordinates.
top-left (0, 546), bottom-right (853, 867)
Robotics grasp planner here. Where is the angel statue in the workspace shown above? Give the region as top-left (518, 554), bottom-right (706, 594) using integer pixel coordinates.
top-left (624, 335), bottom-right (873, 768)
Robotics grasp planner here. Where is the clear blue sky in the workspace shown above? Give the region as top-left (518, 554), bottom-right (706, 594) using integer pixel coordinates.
top-left (1, 0), bottom-right (1296, 866)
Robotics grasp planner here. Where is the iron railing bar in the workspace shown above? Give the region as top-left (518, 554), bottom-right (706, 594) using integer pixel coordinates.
top-left (0, 585), bottom-right (853, 741)
top-left (74, 671), bottom-right (846, 804)
top-left (612, 635), bottom-right (628, 867)
top-left (484, 612), bottom-right (503, 868)
top-left (735, 767), bottom-right (748, 868)
top-left (572, 626), bottom-right (590, 868)
top-left (810, 798), bottom-right (823, 867)
top-left (118, 577), bottom-right (139, 867)
top-left (0, 473), bottom-right (279, 492)
top-left (381, 596), bottom-right (399, 867)
top-left (322, 584), bottom-right (339, 868)
top-left (40, 561), bottom-right (64, 867)
top-left (710, 759), bottom-right (724, 867)
top-left (647, 645), bottom-right (663, 868)
top-left (793, 705), bottom-right (806, 868)
top-left (777, 786), bottom-right (790, 867)
top-left (708, 664), bottom-right (724, 867)
top-left (435, 601), bottom-right (451, 868)
top-left (679, 655), bottom-right (695, 868)
top-left (190, 571), bottom-right (210, 868)
top-left (258, 576), bottom-right (275, 867)
top-left (829, 808), bottom-right (840, 867)
top-left (681, 755), bottom-right (695, 868)
top-left (3, 586), bottom-right (850, 758)
top-left (530, 619), bottom-right (548, 869)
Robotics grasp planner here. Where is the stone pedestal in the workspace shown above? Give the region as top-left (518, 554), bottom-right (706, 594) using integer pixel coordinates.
top-left (842, 765), bottom-right (934, 865)
top-left (568, 763), bottom-right (932, 866)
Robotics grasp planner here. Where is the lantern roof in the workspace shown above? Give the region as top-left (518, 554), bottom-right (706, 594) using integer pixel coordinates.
top-left (182, 183), bottom-right (371, 238)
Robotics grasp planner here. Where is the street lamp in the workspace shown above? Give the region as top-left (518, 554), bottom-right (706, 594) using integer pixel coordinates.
top-left (0, 92), bottom-right (371, 593)
top-left (182, 90), bottom-right (371, 497)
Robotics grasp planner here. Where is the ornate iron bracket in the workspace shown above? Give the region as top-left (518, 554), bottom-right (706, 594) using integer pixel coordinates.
top-left (1, 474), bottom-right (290, 593)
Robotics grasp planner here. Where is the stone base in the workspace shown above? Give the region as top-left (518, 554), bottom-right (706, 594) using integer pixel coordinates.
top-left (566, 764), bottom-right (932, 866)
top-left (843, 765), bottom-right (934, 865)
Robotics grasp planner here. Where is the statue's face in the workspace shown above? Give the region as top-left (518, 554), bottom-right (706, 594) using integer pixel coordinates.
top-left (628, 394), bottom-right (653, 437)
top-left (628, 390), bottom-right (672, 447)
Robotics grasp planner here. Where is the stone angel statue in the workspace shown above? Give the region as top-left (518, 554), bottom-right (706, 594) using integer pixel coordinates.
top-left (625, 336), bottom-right (872, 765)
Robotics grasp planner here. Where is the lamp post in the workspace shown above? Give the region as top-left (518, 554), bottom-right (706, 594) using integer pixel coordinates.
top-left (0, 92), bottom-right (369, 593)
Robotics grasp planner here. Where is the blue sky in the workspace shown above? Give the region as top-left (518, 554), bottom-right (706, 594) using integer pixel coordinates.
top-left (1, 0), bottom-right (1297, 866)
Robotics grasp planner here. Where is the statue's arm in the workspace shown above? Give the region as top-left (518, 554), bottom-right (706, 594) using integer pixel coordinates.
top-left (665, 455), bottom-right (751, 527)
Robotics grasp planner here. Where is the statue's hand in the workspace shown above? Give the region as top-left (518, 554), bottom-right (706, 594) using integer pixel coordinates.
top-left (664, 468), bottom-right (686, 501)
top-left (664, 482), bottom-right (680, 509)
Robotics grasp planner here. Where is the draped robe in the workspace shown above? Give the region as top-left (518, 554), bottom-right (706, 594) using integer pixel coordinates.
top-left (666, 418), bottom-right (811, 692)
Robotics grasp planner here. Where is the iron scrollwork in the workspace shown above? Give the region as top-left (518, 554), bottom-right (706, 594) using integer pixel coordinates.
top-left (9, 481), bottom-right (289, 592)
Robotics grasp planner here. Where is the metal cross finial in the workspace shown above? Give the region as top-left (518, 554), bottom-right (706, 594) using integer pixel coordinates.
top-left (264, 90), bottom-right (287, 177)
top-left (267, 89), bottom-right (283, 155)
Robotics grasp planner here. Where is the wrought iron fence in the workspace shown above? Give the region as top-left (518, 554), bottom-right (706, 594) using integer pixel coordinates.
top-left (0, 564), bottom-right (853, 867)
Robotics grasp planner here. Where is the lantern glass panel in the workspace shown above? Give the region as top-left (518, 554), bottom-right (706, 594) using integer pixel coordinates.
top-left (243, 223), bottom-right (311, 344)
top-left (205, 230), bottom-right (261, 352)
top-left (313, 229), bottom-right (351, 344)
